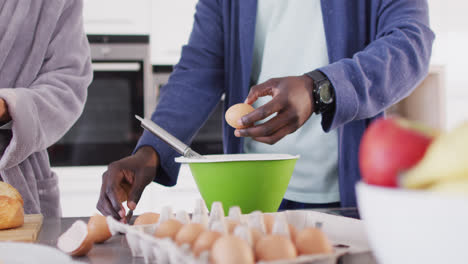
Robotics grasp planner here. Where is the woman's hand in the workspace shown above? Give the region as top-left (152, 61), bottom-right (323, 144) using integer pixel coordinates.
top-left (234, 75), bottom-right (316, 144)
top-left (0, 99), bottom-right (11, 122)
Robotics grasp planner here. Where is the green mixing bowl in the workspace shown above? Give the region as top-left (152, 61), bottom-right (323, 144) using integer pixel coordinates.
top-left (175, 154), bottom-right (299, 214)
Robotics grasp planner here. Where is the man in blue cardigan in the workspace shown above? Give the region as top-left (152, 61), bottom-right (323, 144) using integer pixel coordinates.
top-left (97, 0), bottom-right (434, 220)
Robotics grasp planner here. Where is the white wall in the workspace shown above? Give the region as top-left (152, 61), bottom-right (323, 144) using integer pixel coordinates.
top-left (151, 0), bottom-right (198, 65)
top-left (428, 0), bottom-right (468, 129)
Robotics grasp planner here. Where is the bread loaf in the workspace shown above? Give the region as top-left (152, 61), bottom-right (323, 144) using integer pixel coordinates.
top-left (0, 182), bottom-right (24, 230)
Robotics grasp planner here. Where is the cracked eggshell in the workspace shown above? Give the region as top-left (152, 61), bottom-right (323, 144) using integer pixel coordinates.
top-left (57, 220), bottom-right (94, 257)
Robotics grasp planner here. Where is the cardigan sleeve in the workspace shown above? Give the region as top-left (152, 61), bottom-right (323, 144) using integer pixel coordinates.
top-left (317, 0), bottom-right (435, 131)
top-left (134, 0), bottom-right (225, 186)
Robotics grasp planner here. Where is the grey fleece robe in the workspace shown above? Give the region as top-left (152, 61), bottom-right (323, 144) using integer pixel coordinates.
top-left (0, 0), bottom-right (92, 217)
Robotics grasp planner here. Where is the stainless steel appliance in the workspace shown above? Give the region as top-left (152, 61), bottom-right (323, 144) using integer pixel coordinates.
top-left (48, 35), bottom-right (153, 166)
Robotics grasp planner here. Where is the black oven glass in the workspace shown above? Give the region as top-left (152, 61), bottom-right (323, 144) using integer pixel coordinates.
top-left (48, 61), bottom-right (144, 166)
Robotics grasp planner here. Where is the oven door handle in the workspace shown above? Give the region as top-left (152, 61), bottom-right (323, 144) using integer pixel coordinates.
top-left (92, 62), bottom-right (141, 72)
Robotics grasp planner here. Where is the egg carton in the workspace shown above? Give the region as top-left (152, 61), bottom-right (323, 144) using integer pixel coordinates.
top-left (106, 203), bottom-right (369, 264)
top-left (107, 217), bottom-right (346, 264)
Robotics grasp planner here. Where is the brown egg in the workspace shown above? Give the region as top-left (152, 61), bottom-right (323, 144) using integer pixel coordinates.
top-left (289, 224), bottom-right (297, 242)
top-left (250, 228), bottom-right (263, 246)
top-left (263, 214), bottom-right (275, 234)
top-left (154, 219), bottom-right (183, 240)
top-left (134, 212), bottom-right (160, 225)
top-left (255, 234), bottom-right (297, 261)
top-left (57, 220), bottom-right (94, 257)
top-left (225, 103), bottom-right (255, 129)
top-left (175, 223), bottom-right (205, 247)
top-left (295, 227), bottom-right (333, 255)
top-left (192, 230), bottom-right (222, 257)
top-left (211, 235), bottom-right (255, 264)
top-left (225, 219), bottom-right (240, 234)
top-left (87, 214), bottom-right (112, 243)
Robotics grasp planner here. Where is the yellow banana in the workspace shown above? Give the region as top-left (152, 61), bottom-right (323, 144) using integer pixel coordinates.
top-left (402, 122), bottom-right (468, 189)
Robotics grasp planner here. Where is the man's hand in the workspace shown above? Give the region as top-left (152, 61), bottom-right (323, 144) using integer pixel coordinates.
top-left (234, 75), bottom-right (316, 145)
top-left (0, 99), bottom-right (11, 123)
top-left (97, 146), bottom-right (159, 222)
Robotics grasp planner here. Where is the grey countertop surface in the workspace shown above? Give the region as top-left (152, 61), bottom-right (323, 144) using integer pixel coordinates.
top-left (38, 217), bottom-right (137, 264)
top-left (36, 209), bottom-right (377, 264)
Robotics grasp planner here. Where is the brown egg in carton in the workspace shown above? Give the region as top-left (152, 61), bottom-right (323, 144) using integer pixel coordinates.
top-left (101, 199), bottom-right (362, 264)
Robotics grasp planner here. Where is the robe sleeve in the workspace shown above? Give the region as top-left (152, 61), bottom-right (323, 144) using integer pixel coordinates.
top-left (0, 0), bottom-right (92, 170)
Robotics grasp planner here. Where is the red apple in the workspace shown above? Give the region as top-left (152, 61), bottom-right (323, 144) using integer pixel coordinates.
top-left (359, 117), bottom-right (437, 187)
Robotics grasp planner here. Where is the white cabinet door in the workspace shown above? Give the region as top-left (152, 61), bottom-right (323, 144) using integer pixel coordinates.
top-left (83, 0), bottom-right (152, 34)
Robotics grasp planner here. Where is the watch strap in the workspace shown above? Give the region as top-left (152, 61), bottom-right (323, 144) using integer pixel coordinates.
top-left (307, 70), bottom-right (328, 83)
top-left (306, 70), bottom-right (335, 114)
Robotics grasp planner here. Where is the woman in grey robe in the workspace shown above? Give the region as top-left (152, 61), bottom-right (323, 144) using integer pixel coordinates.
top-left (0, 0), bottom-right (92, 217)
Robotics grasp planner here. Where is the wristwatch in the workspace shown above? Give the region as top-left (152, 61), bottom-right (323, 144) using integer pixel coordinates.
top-left (307, 70), bottom-right (335, 114)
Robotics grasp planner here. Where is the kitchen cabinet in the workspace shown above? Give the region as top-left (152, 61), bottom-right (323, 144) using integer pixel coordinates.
top-left (386, 65), bottom-right (446, 130)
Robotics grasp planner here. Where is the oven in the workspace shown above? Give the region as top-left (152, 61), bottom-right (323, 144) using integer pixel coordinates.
top-left (48, 35), bottom-right (154, 166)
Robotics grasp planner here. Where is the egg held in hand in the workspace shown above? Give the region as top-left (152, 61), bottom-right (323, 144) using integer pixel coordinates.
top-left (225, 103), bottom-right (255, 129)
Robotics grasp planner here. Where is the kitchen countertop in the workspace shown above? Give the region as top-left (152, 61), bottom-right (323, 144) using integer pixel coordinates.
top-left (37, 208), bottom-right (377, 264)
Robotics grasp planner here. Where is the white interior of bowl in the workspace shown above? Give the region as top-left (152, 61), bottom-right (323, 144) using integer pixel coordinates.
top-left (175, 153), bottom-right (300, 163)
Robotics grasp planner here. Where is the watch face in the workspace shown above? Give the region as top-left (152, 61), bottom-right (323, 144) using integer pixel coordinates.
top-left (319, 82), bottom-right (333, 104)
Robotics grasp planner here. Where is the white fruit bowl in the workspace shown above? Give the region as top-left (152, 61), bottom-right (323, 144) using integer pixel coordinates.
top-left (356, 181), bottom-right (468, 264)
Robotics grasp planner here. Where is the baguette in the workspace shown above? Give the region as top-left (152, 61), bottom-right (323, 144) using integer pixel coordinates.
top-left (0, 182), bottom-right (25, 230)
